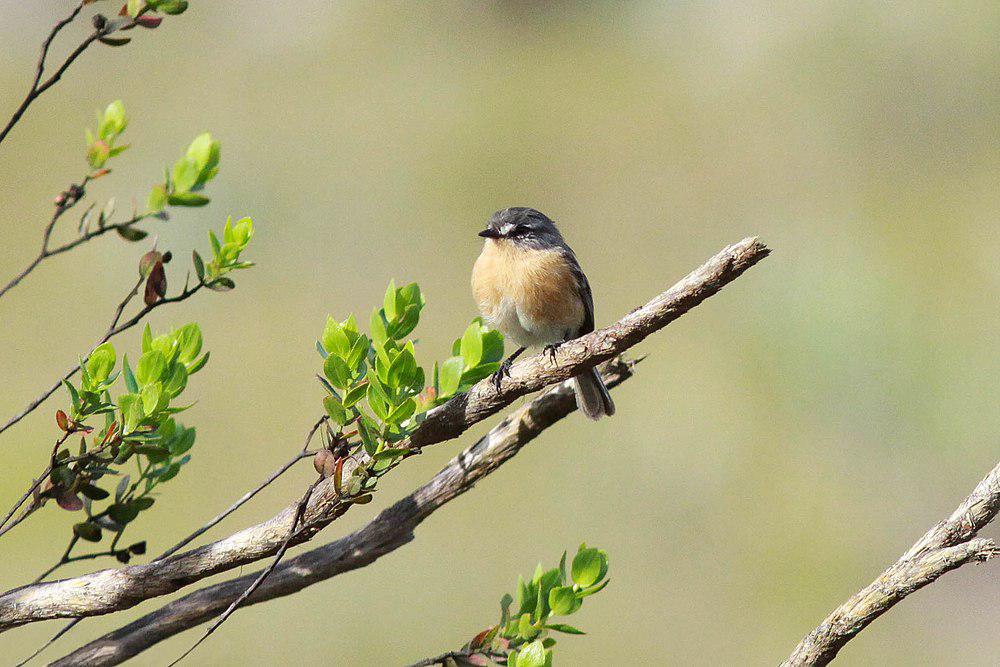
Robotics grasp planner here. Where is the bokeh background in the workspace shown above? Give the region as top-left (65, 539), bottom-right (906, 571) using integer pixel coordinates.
top-left (1, 1), bottom-right (998, 665)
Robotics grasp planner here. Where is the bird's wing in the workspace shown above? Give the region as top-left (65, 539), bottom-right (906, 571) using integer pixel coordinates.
top-left (565, 248), bottom-right (595, 336)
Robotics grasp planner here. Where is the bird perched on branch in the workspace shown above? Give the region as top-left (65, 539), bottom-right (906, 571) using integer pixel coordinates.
top-left (471, 207), bottom-right (615, 420)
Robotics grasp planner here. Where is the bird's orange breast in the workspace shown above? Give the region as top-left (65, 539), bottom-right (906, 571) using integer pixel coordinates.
top-left (472, 241), bottom-right (585, 338)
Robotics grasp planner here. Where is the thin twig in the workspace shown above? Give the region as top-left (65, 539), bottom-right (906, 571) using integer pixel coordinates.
top-left (0, 431), bottom-right (72, 538)
top-left (156, 416), bottom-right (327, 560)
top-left (15, 618), bottom-right (81, 667)
top-left (167, 475), bottom-right (324, 666)
top-left (0, 280), bottom-right (202, 437)
top-left (0, 1), bottom-right (93, 148)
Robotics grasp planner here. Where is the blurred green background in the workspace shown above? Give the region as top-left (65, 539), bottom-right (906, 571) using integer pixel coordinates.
top-left (1, 1), bottom-right (999, 665)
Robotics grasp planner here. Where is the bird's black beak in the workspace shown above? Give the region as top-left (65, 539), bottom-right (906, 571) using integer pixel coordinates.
top-left (478, 228), bottom-right (501, 239)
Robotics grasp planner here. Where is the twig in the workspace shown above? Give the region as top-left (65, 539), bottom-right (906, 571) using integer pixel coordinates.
top-left (0, 431), bottom-right (73, 538)
top-left (51, 357), bottom-right (640, 666)
top-left (781, 460), bottom-right (1000, 666)
top-left (167, 475), bottom-right (323, 666)
top-left (14, 618), bottom-right (81, 667)
top-left (0, 279), bottom-right (202, 437)
top-left (0, 238), bottom-right (768, 633)
top-left (405, 649), bottom-right (508, 667)
top-left (0, 211), bottom-right (148, 301)
top-left (156, 416), bottom-right (327, 560)
top-left (0, 1), bottom-right (92, 148)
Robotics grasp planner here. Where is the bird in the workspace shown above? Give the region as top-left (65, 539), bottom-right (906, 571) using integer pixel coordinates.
top-left (471, 207), bottom-right (615, 420)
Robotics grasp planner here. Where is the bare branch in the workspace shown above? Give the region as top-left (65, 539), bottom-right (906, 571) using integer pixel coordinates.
top-left (0, 237), bottom-right (768, 633)
top-left (781, 460), bottom-right (1000, 666)
top-left (52, 357), bottom-right (639, 666)
top-left (0, 3), bottom-right (154, 150)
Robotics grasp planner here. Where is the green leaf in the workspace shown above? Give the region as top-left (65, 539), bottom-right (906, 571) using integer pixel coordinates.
top-left (163, 362), bottom-right (188, 398)
top-left (322, 316), bottom-right (350, 357)
top-left (382, 279), bottom-right (398, 321)
top-left (517, 640), bottom-right (548, 667)
top-left (192, 250), bottom-right (205, 282)
top-left (548, 586), bottom-right (582, 616)
top-left (63, 379), bottom-right (81, 413)
top-left (157, 0), bottom-right (188, 15)
top-left (571, 547), bottom-right (609, 588)
top-left (140, 383), bottom-right (163, 415)
top-left (118, 393), bottom-right (144, 434)
top-left (369, 307), bottom-right (388, 347)
top-left (438, 357), bottom-right (464, 397)
top-left (171, 155), bottom-right (200, 192)
top-left (357, 417), bottom-right (379, 456)
top-left (169, 425), bottom-right (196, 455)
top-left (147, 184), bottom-right (168, 213)
top-left (187, 352), bottom-right (210, 374)
top-left (481, 329), bottom-right (505, 363)
top-left (87, 342), bottom-right (116, 383)
top-left (544, 623), bottom-right (585, 635)
top-left (137, 444), bottom-right (170, 462)
top-left (79, 484), bottom-right (110, 501)
top-left (342, 382), bottom-right (368, 409)
top-left (460, 321), bottom-right (483, 368)
top-left (323, 395), bottom-right (349, 426)
top-left (136, 350), bottom-right (167, 385)
top-left (117, 225), bottom-right (148, 242)
top-left (73, 522), bottom-right (103, 542)
top-left (167, 191), bottom-right (210, 207)
top-left (577, 578), bottom-right (611, 598)
top-left (373, 447), bottom-right (408, 461)
top-left (386, 398), bottom-right (415, 425)
top-left (323, 355), bottom-right (353, 389)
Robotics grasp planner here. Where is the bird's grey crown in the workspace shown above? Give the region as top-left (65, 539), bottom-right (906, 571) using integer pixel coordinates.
top-left (486, 207), bottom-right (565, 248)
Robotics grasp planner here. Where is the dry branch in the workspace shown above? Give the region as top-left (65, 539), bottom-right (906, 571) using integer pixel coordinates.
top-left (53, 358), bottom-right (638, 666)
top-left (781, 461), bottom-right (1000, 666)
top-left (0, 237), bottom-right (769, 633)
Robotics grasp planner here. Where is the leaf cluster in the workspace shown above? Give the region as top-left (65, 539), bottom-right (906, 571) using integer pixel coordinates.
top-left (46, 323), bottom-right (209, 551)
top-left (464, 544), bottom-right (611, 666)
top-left (147, 132), bottom-right (221, 212)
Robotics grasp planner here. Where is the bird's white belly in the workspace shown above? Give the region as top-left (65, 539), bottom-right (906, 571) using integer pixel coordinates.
top-left (487, 297), bottom-right (566, 349)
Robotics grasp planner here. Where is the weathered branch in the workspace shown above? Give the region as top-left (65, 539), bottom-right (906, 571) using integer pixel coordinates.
top-left (781, 460), bottom-right (1000, 666)
top-left (0, 237), bottom-right (769, 633)
top-left (53, 358), bottom-right (639, 666)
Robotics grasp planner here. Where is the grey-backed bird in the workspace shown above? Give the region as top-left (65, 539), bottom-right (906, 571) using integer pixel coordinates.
top-left (471, 207), bottom-right (614, 420)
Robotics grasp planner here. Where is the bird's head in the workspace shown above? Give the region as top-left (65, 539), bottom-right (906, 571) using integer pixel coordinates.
top-left (478, 207), bottom-right (563, 248)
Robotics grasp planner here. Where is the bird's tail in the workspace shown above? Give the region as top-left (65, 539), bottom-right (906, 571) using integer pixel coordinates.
top-left (572, 367), bottom-right (615, 421)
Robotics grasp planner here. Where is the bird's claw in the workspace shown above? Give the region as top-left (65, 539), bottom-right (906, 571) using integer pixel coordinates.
top-left (543, 341), bottom-right (563, 364)
top-left (491, 358), bottom-right (513, 392)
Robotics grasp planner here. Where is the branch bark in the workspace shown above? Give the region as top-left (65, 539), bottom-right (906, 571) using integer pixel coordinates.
top-left (53, 358), bottom-right (639, 666)
top-left (0, 237), bottom-right (769, 633)
top-left (781, 461), bottom-right (1000, 666)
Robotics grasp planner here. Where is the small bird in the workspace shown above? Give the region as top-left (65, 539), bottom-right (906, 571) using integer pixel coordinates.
top-left (471, 207), bottom-right (615, 420)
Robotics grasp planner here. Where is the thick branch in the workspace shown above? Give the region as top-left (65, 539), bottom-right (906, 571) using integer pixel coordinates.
top-left (0, 237), bottom-right (768, 632)
top-left (53, 358), bottom-right (638, 666)
top-left (781, 460), bottom-right (1000, 666)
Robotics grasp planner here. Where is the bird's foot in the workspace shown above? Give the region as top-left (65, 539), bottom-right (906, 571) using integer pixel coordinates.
top-left (491, 358), bottom-right (514, 392)
top-left (543, 341), bottom-right (563, 364)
